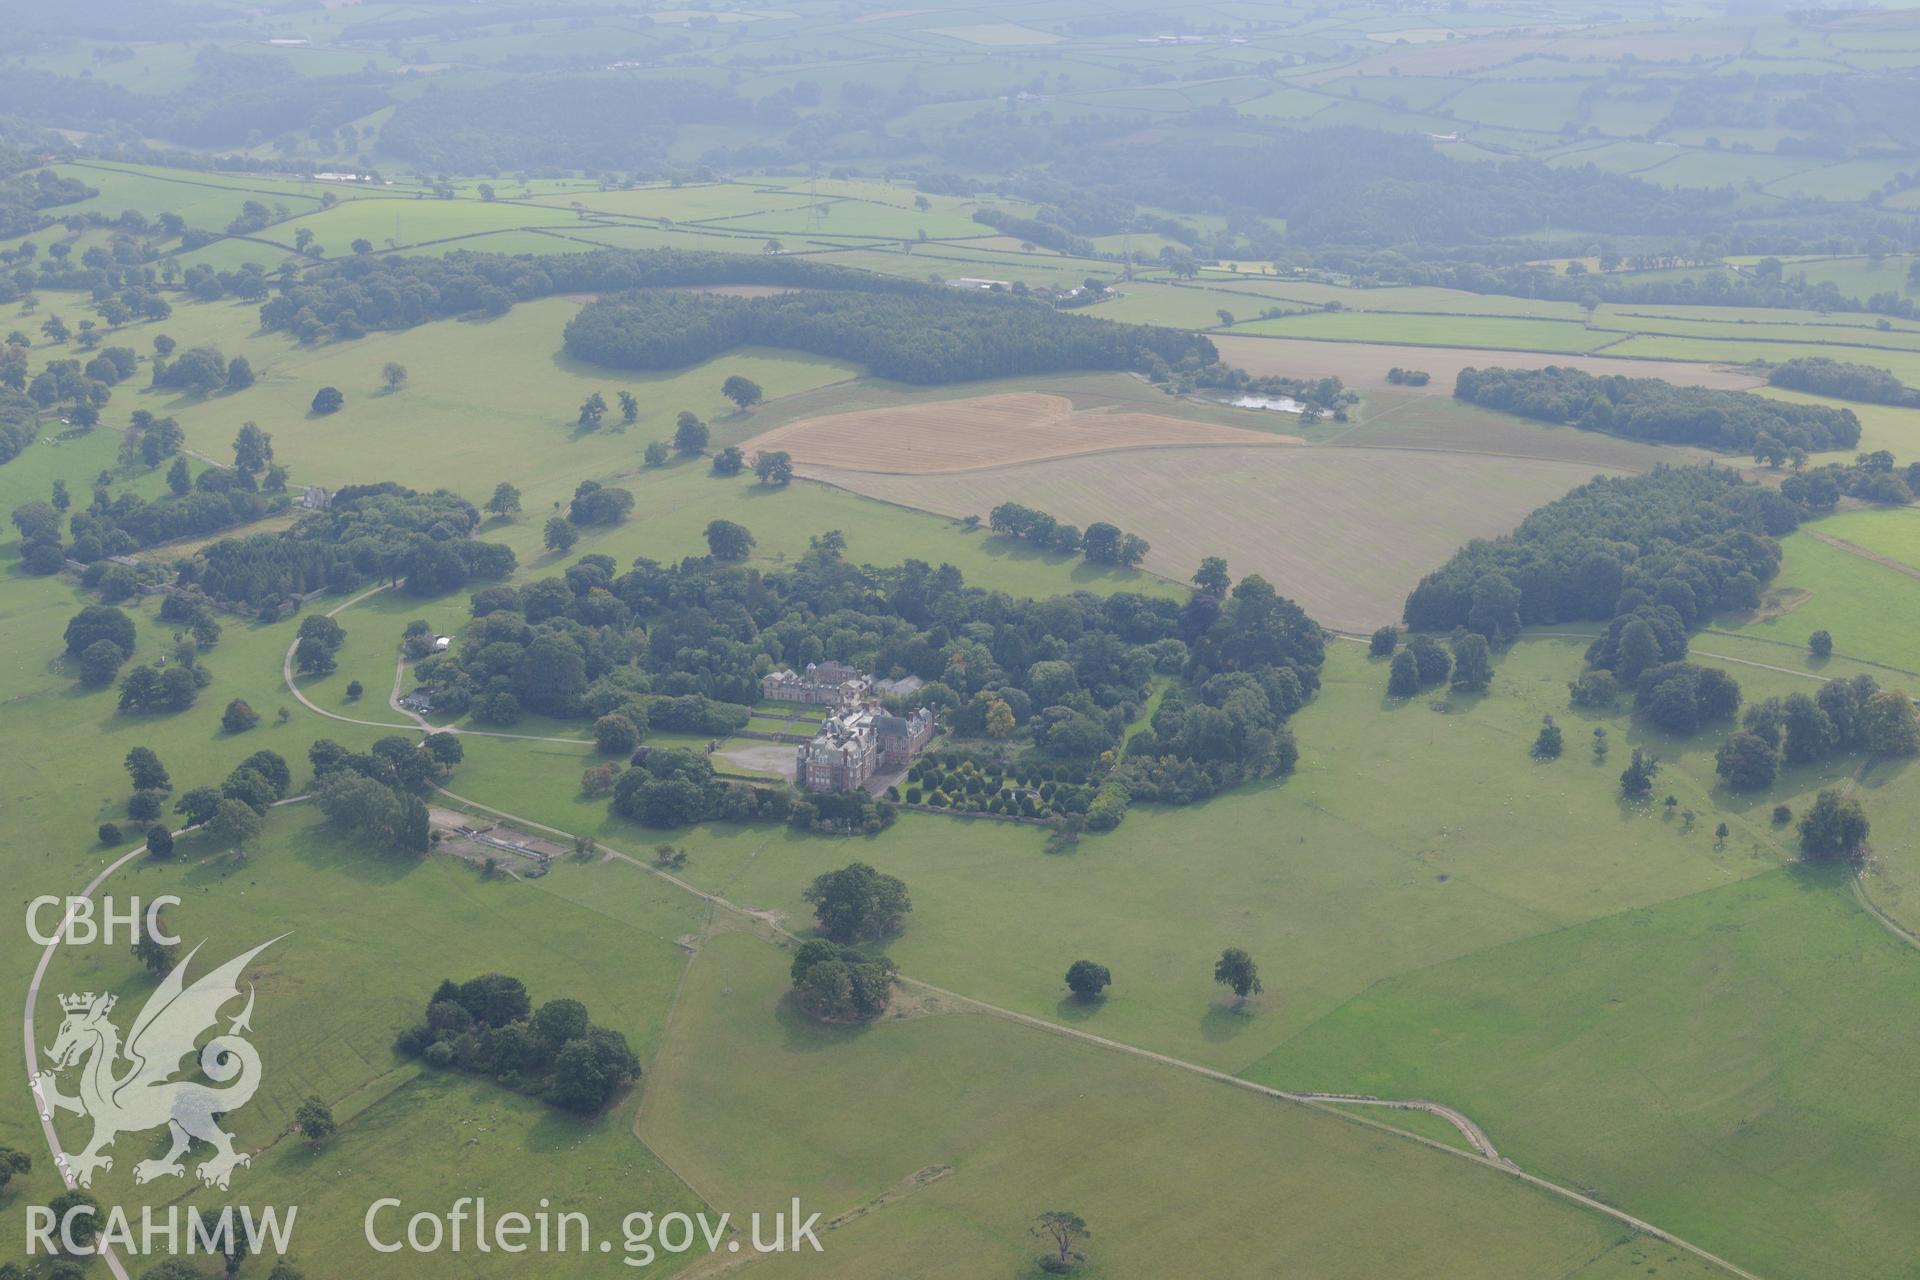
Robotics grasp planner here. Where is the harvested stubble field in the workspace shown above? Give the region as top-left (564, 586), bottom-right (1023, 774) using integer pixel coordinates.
top-left (742, 391), bottom-right (1297, 473)
top-left (799, 445), bottom-right (1621, 632)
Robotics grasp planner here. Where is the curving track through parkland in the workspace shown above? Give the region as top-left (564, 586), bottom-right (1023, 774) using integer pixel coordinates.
top-left (17, 581), bottom-right (1770, 1280)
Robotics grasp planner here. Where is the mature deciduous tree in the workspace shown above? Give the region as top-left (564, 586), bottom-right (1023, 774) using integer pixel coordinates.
top-left (206, 798), bottom-right (261, 859)
top-left (1030, 1211), bottom-right (1091, 1271)
top-left (1798, 789), bottom-right (1869, 862)
top-left (1213, 947), bottom-right (1262, 1003)
top-left (704, 519), bottom-right (754, 561)
top-left (486, 482), bottom-right (522, 519)
top-left (673, 410), bottom-right (709, 454)
top-left (721, 374), bottom-right (762, 410)
top-left (294, 1097), bottom-right (336, 1149)
top-left (804, 863), bottom-right (911, 942)
top-left (1064, 960), bottom-right (1111, 1000)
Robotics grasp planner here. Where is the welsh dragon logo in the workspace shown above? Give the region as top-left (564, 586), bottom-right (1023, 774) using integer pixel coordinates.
top-left (36, 938), bottom-right (280, 1191)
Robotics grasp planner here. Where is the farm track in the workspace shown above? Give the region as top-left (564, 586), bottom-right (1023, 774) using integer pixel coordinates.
top-left (278, 583), bottom-right (598, 747)
top-left (1803, 529), bottom-right (1920, 583)
top-left (1837, 756), bottom-right (1920, 954)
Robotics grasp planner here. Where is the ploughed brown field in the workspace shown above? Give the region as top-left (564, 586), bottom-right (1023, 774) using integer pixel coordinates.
top-left (741, 392), bottom-right (1299, 473)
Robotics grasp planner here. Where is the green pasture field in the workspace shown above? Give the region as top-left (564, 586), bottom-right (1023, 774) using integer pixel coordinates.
top-left (1755, 389), bottom-right (1920, 459)
top-left (1608, 264), bottom-right (1742, 287)
top-left (1594, 300), bottom-right (1916, 329)
top-left (411, 606), bottom-right (1920, 1280)
top-left (1304, 97), bottom-right (1477, 139)
top-left (1709, 520), bottom-right (1920, 676)
top-left (1251, 859), bottom-right (1920, 1280)
top-left (1215, 279), bottom-right (1592, 321)
top-left (638, 928), bottom-right (1669, 1280)
top-left (520, 184), bottom-right (824, 222)
top-left (1323, 74), bottom-right (1466, 111)
top-left (1444, 78), bottom-right (1587, 130)
top-left (1726, 254), bottom-right (1920, 302)
top-left (1764, 159), bottom-right (1916, 202)
top-left (169, 235), bottom-right (298, 272)
top-left (1091, 283), bottom-right (1287, 329)
top-left (1236, 311), bottom-right (1621, 354)
top-left (693, 201), bottom-right (987, 241)
top-left (1573, 89), bottom-right (1677, 138)
top-left (401, 228), bottom-right (618, 258)
top-left (0, 461), bottom-right (1177, 1262)
top-left (1543, 139), bottom-right (1692, 175)
top-left (429, 639), bottom-right (1813, 1076)
top-left (1088, 233), bottom-right (1189, 259)
top-left (1324, 386), bottom-right (1690, 472)
top-left (1853, 743), bottom-right (1920, 941)
top-left (25, 42), bottom-right (206, 92)
top-left (805, 244), bottom-right (1104, 289)
top-left (924, 22), bottom-right (1062, 46)
top-left (24, 808), bottom-right (710, 1275)
top-left (1053, 85), bottom-right (1202, 114)
top-left (1810, 506), bottom-right (1920, 571)
top-left (52, 162), bottom-right (421, 228)
top-left (562, 222), bottom-right (781, 255)
top-left (40, 290), bottom-right (861, 506)
top-left (1604, 336), bottom-right (1920, 383)
top-left (1590, 313), bottom-right (1920, 353)
top-left (270, 198), bottom-right (576, 251)
top-left (1236, 86), bottom-right (1334, 119)
top-left (292, 587), bottom-right (457, 734)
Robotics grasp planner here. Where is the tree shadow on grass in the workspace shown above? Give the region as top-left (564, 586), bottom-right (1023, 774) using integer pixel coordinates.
top-left (773, 989), bottom-right (876, 1052)
top-left (1199, 1000), bottom-right (1256, 1043)
top-left (1054, 994), bottom-right (1103, 1024)
top-left (286, 819), bottom-right (425, 889)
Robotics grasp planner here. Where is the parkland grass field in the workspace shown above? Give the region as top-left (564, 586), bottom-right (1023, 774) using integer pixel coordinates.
top-left (7, 0), bottom-right (1920, 1275)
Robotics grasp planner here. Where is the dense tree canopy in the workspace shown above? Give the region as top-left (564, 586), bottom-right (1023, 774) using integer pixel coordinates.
top-left (804, 862), bottom-right (912, 942)
top-left (259, 248), bottom-right (918, 340)
top-left (565, 285), bottom-right (1213, 385)
top-left (396, 974), bottom-right (639, 1113)
top-left (1406, 467), bottom-right (1787, 639)
top-left (1455, 366), bottom-right (1860, 453)
top-left (182, 483), bottom-right (512, 610)
top-left (1767, 357), bottom-right (1920, 408)
top-left (789, 939), bottom-right (896, 1023)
